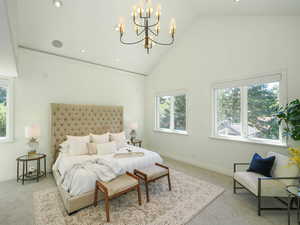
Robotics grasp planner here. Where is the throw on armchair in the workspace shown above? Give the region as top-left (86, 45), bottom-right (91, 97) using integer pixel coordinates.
top-left (233, 151), bottom-right (300, 216)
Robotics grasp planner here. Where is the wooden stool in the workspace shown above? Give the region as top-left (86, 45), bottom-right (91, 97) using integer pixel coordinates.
top-left (134, 163), bottom-right (171, 202)
top-left (94, 172), bottom-right (142, 222)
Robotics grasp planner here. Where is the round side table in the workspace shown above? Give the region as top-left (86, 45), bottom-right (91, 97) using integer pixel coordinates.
top-left (16, 153), bottom-right (47, 185)
top-left (287, 185), bottom-right (300, 225)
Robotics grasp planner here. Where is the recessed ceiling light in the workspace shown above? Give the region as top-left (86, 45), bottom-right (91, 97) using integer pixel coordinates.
top-left (52, 40), bottom-right (63, 48)
top-left (80, 49), bottom-right (86, 53)
top-left (233, 0), bottom-right (240, 2)
top-left (53, 0), bottom-right (63, 8)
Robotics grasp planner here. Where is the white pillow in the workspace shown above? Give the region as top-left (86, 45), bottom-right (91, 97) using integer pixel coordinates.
top-left (68, 140), bottom-right (89, 156)
top-left (59, 141), bottom-right (70, 154)
top-left (97, 141), bottom-right (117, 155)
top-left (110, 132), bottom-right (127, 149)
top-left (67, 135), bottom-right (90, 143)
top-left (90, 133), bottom-right (109, 144)
top-left (267, 151), bottom-right (300, 186)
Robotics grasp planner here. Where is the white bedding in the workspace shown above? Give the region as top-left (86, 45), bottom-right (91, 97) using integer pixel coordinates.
top-left (53, 145), bottom-right (163, 196)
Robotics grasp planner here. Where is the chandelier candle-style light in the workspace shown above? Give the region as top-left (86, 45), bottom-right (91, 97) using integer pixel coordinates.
top-left (117, 0), bottom-right (176, 54)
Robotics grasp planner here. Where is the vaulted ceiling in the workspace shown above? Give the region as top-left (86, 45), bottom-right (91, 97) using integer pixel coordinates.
top-left (7, 0), bottom-right (300, 75)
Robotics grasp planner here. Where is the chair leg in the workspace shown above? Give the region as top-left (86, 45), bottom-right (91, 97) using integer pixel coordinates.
top-left (145, 181), bottom-right (150, 202)
top-left (167, 174), bottom-right (172, 191)
top-left (137, 185), bottom-right (142, 206)
top-left (94, 184), bottom-right (98, 207)
top-left (105, 194), bottom-right (110, 222)
top-left (233, 179), bottom-right (236, 194)
top-left (258, 195), bottom-right (261, 216)
top-left (258, 179), bottom-right (261, 216)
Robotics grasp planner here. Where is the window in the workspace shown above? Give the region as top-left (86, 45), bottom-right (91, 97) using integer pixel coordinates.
top-left (155, 91), bottom-right (187, 134)
top-left (212, 73), bottom-right (286, 146)
top-left (0, 78), bottom-right (13, 142)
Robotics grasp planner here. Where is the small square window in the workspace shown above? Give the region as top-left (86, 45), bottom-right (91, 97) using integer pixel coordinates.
top-left (156, 92), bottom-right (187, 134)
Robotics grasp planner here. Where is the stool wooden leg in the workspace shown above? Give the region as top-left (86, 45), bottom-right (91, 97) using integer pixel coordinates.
top-left (145, 181), bottom-right (150, 202)
top-left (105, 194), bottom-right (110, 222)
top-left (94, 184), bottom-right (98, 207)
top-left (137, 185), bottom-right (142, 205)
top-left (167, 174), bottom-right (172, 191)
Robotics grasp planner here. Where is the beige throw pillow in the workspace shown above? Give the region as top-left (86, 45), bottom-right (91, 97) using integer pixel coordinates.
top-left (90, 133), bottom-right (109, 144)
top-left (87, 143), bottom-right (97, 155)
top-left (67, 135), bottom-right (90, 143)
top-left (68, 140), bottom-right (89, 156)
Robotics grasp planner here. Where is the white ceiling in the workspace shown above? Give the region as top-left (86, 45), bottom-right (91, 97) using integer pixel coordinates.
top-left (10, 0), bottom-right (300, 75)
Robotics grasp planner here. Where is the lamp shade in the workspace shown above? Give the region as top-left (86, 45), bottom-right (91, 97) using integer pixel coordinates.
top-left (129, 122), bottom-right (138, 130)
top-left (25, 125), bottom-right (41, 138)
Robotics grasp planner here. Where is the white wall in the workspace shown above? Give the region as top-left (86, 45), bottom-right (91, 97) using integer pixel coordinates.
top-left (0, 0), bottom-right (17, 77)
top-left (145, 16), bottom-right (300, 176)
top-left (0, 48), bottom-right (145, 182)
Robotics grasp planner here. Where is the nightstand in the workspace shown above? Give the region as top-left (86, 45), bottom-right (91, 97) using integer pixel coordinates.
top-left (131, 139), bottom-right (142, 147)
top-left (16, 153), bottom-right (47, 185)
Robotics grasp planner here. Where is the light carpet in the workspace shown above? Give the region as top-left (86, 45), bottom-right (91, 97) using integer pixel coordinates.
top-left (33, 169), bottom-right (224, 225)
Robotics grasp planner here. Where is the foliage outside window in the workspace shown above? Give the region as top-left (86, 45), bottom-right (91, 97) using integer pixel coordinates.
top-left (213, 75), bottom-right (284, 145)
top-left (0, 78), bottom-right (13, 142)
top-left (156, 93), bottom-right (187, 134)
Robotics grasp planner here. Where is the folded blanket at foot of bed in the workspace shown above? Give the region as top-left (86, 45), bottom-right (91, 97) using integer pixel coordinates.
top-left (61, 158), bottom-right (124, 193)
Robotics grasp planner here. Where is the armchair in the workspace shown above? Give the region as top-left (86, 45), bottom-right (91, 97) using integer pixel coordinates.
top-left (233, 152), bottom-right (300, 216)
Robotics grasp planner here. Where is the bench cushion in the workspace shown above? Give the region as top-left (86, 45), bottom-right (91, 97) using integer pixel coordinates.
top-left (234, 171), bottom-right (287, 197)
top-left (139, 165), bottom-right (168, 180)
top-left (100, 174), bottom-right (138, 196)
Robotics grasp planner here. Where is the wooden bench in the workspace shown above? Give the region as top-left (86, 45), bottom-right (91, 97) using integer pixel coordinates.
top-left (134, 163), bottom-right (171, 202)
top-left (94, 172), bottom-right (141, 222)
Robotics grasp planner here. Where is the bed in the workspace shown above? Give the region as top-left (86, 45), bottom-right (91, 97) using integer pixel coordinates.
top-left (51, 103), bottom-right (163, 214)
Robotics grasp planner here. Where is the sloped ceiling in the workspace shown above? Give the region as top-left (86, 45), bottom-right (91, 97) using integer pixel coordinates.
top-left (10, 0), bottom-right (300, 75)
top-left (0, 0), bottom-right (17, 77)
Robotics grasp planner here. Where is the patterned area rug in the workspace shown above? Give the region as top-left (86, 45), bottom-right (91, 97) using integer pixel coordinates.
top-left (33, 169), bottom-right (224, 225)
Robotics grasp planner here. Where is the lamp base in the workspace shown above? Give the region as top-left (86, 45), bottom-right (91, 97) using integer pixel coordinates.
top-left (28, 150), bottom-right (37, 156)
top-left (130, 129), bottom-right (137, 143)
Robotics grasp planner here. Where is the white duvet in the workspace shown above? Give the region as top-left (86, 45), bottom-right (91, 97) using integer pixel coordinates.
top-left (53, 145), bottom-right (163, 196)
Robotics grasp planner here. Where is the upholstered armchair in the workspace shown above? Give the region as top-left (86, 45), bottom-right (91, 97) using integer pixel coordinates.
top-left (233, 152), bottom-right (300, 216)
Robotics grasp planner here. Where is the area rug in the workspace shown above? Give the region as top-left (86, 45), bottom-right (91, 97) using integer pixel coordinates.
top-left (33, 169), bottom-right (224, 225)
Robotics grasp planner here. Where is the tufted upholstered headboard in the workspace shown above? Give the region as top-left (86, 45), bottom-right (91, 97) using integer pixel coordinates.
top-left (51, 103), bottom-right (123, 163)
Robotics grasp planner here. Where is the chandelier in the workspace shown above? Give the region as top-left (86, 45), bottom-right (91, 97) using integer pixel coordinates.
top-left (116, 0), bottom-right (176, 54)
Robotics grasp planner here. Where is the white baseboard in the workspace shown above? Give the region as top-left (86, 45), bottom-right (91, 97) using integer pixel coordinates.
top-left (160, 152), bottom-right (232, 177)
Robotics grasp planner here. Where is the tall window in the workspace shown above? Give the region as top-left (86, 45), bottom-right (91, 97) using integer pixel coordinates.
top-left (0, 78), bottom-right (13, 142)
top-left (156, 91), bottom-right (187, 134)
top-left (212, 74), bottom-right (285, 145)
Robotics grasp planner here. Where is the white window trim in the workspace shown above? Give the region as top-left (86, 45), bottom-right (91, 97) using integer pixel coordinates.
top-left (154, 89), bottom-right (188, 135)
top-left (0, 77), bottom-right (14, 143)
top-left (211, 72), bottom-right (287, 147)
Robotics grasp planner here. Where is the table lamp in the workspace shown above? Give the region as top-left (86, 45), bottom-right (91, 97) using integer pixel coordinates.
top-left (129, 122), bottom-right (138, 142)
top-left (25, 125), bottom-right (40, 155)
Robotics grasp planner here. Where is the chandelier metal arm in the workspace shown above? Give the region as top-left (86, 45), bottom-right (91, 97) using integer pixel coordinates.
top-left (147, 18), bottom-right (160, 28)
top-left (120, 35), bottom-right (145, 45)
top-left (137, 29), bottom-right (145, 36)
top-left (133, 17), bottom-right (160, 28)
top-left (133, 18), bottom-right (146, 28)
top-left (149, 37), bottom-right (175, 46)
top-left (148, 28), bottom-right (158, 36)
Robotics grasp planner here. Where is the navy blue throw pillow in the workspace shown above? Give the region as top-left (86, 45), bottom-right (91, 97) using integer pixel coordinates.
top-left (247, 153), bottom-right (275, 177)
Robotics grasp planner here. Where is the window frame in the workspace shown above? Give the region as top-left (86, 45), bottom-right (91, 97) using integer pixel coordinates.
top-left (211, 72), bottom-right (287, 147)
top-left (154, 90), bottom-right (188, 135)
top-left (0, 77), bottom-right (14, 143)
